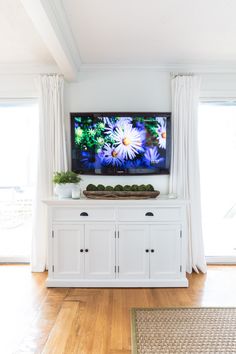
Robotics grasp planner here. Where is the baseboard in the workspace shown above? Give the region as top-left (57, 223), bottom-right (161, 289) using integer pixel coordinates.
top-left (46, 278), bottom-right (189, 288)
top-left (206, 256), bottom-right (236, 264)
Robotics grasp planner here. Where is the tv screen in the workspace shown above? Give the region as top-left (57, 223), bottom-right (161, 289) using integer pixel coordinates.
top-left (71, 112), bottom-right (171, 175)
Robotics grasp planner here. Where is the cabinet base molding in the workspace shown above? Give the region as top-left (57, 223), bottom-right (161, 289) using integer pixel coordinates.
top-left (46, 278), bottom-right (188, 288)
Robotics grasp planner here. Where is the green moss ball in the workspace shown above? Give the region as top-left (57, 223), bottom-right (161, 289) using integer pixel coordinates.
top-left (138, 184), bottom-right (147, 191)
top-left (97, 184), bottom-right (106, 191)
top-left (86, 184), bottom-right (97, 191)
top-left (105, 185), bottom-right (114, 191)
top-left (124, 185), bottom-right (132, 191)
top-left (131, 184), bottom-right (139, 191)
top-left (114, 184), bottom-right (124, 191)
top-left (146, 184), bottom-right (154, 191)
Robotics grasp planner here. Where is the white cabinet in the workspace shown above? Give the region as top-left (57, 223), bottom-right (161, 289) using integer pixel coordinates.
top-left (53, 224), bottom-right (84, 279)
top-left (52, 223), bottom-right (115, 281)
top-left (149, 225), bottom-right (181, 279)
top-left (117, 224), bottom-right (182, 281)
top-left (118, 224), bottom-right (149, 279)
top-left (45, 198), bottom-right (188, 287)
top-left (84, 224), bottom-right (115, 279)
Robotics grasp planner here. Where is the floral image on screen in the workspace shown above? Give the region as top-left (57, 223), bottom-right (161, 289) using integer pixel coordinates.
top-left (72, 115), bottom-right (170, 175)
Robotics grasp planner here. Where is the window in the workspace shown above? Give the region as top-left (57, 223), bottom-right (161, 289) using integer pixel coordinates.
top-left (0, 101), bottom-right (38, 262)
top-left (198, 102), bottom-right (236, 262)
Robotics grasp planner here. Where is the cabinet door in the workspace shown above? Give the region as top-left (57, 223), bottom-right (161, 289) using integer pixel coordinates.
top-left (118, 224), bottom-right (149, 279)
top-left (53, 224), bottom-right (84, 279)
top-left (84, 224), bottom-right (116, 279)
top-left (149, 225), bottom-right (181, 279)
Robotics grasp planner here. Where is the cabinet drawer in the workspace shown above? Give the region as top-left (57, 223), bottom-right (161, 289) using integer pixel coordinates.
top-left (117, 207), bottom-right (181, 222)
top-left (52, 208), bottom-right (115, 221)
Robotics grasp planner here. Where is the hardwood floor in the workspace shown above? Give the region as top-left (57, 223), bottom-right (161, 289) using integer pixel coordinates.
top-left (1, 265), bottom-right (236, 353)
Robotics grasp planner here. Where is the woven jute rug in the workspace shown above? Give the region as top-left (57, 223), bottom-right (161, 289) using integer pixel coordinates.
top-left (131, 307), bottom-right (236, 354)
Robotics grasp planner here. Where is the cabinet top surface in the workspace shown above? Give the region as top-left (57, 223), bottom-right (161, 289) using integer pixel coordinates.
top-left (44, 196), bottom-right (187, 207)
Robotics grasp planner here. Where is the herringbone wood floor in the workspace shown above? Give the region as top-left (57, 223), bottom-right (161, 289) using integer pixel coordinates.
top-left (0, 265), bottom-right (236, 354)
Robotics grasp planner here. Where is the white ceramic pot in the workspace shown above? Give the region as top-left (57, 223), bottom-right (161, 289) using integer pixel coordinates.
top-left (54, 183), bottom-right (76, 199)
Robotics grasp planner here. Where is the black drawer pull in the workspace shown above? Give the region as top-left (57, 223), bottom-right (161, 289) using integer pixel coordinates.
top-left (145, 249), bottom-right (149, 253)
top-left (80, 212), bottom-right (88, 216)
top-left (151, 249), bottom-right (155, 253)
top-left (145, 212), bottom-right (154, 216)
top-left (85, 249), bottom-right (89, 252)
top-left (80, 249), bottom-right (84, 253)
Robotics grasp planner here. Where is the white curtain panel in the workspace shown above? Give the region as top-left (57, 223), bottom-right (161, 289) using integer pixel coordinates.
top-left (31, 74), bottom-right (68, 272)
top-left (170, 75), bottom-right (207, 274)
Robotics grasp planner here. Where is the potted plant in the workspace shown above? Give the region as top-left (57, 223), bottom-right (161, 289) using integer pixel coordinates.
top-left (53, 171), bottom-right (82, 199)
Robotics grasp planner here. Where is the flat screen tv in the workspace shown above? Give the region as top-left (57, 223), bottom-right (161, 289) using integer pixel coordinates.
top-left (71, 112), bottom-right (171, 175)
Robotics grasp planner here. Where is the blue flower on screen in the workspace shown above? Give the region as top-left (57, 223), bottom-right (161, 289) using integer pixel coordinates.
top-left (125, 157), bottom-right (145, 169)
top-left (113, 122), bottom-right (144, 160)
top-left (102, 143), bottom-right (123, 166)
top-left (81, 151), bottom-right (98, 169)
top-left (144, 146), bottom-right (164, 166)
top-left (102, 117), bottom-right (111, 125)
top-left (104, 117), bottom-right (133, 135)
top-left (156, 117), bottom-right (167, 149)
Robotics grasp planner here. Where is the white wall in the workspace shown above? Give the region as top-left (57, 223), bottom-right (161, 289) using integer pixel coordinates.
top-left (0, 74), bottom-right (38, 98)
top-left (201, 74), bottom-right (236, 99)
top-left (64, 69), bottom-right (171, 194)
top-left (2, 71), bottom-right (236, 195)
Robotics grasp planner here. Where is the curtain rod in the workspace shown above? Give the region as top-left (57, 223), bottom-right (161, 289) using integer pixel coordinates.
top-left (200, 98), bottom-right (236, 104)
top-left (170, 72), bottom-right (194, 78)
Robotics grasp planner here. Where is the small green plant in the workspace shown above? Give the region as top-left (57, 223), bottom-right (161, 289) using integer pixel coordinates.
top-left (86, 184), bottom-right (97, 191)
top-left (53, 171), bottom-right (81, 184)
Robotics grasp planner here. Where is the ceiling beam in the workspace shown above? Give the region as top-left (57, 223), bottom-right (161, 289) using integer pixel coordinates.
top-left (21, 0), bottom-right (81, 81)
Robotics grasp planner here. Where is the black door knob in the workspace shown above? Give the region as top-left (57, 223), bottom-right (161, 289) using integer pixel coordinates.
top-left (85, 249), bottom-right (89, 252)
top-left (145, 249), bottom-right (149, 253)
top-left (80, 212), bottom-right (88, 216)
top-left (151, 249), bottom-right (155, 253)
top-left (145, 212), bottom-right (154, 216)
top-left (80, 249), bottom-right (84, 252)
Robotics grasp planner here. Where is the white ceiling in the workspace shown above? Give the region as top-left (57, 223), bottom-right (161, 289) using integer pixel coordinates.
top-left (0, 0), bottom-right (55, 65)
top-left (1, 0), bottom-right (236, 78)
top-left (62, 0), bottom-right (236, 65)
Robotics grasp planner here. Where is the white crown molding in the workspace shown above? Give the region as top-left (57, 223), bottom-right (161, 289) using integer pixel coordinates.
top-left (21, 0), bottom-right (80, 81)
top-left (80, 63), bottom-right (236, 74)
top-left (2, 62), bottom-right (236, 77)
top-left (0, 63), bottom-right (60, 75)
